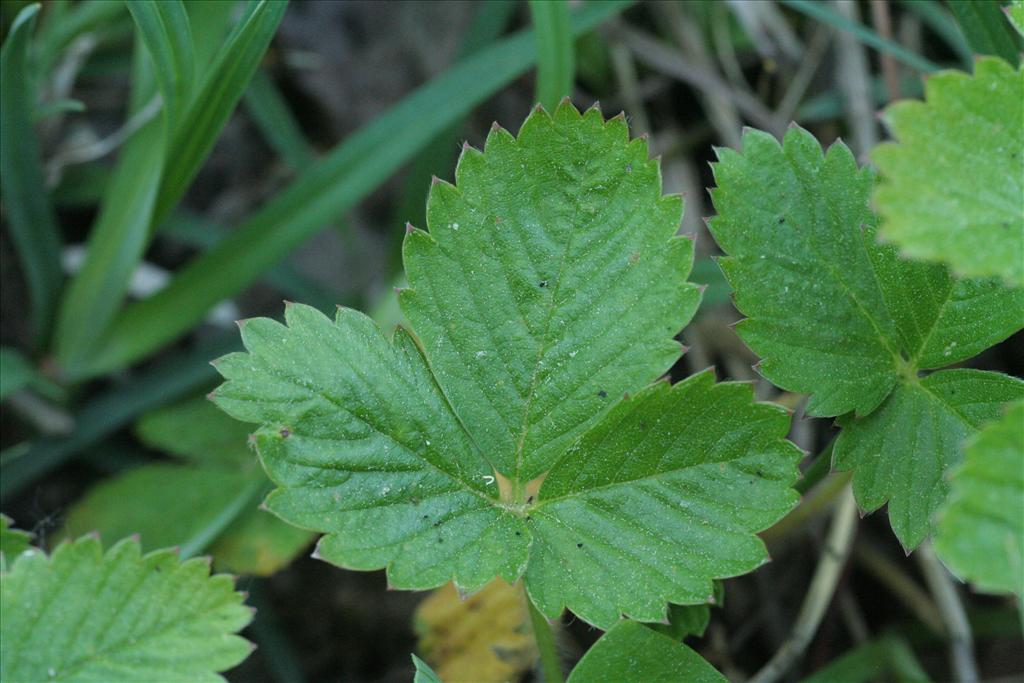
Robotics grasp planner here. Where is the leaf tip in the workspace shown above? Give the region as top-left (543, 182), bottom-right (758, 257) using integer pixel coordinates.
top-left (611, 110), bottom-right (626, 122)
top-left (405, 221), bottom-right (416, 234)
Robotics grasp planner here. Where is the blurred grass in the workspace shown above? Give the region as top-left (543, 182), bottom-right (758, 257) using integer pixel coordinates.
top-left (79, 0), bottom-right (634, 379)
top-left (529, 0), bottom-right (575, 110)
top-left (947, 0), bottom-right (1021, 65)
top-left (0, 5), bottom-right (64, 344)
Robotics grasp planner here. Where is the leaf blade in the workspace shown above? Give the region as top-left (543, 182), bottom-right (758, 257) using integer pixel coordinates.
top-left (0, 536), bottom-right (252, 682)
top-left (0, 4), bottom-right (64, 343)
top-left (565, 620), bottom-right (725, 683)
top-left (873, 57), bottom-right (1024, 286)
top-left (401, 103), bottom-right (700, 481)
top-left (525, 372), bottom-right (799, 627)
top-left (934, 401), bottom-right (1024, 595)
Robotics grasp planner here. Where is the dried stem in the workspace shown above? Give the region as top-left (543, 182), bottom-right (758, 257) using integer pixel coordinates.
top-left (750, 486), bottom-right (859, 683)
top-left (916, 542), bottom-right (979, 683)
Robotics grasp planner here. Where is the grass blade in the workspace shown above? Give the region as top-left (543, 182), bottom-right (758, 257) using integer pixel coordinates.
top-left (162, 212), bottom-right (338, 312)
top-left (80, 0), bottom-right (635, 378)
top-left (0, 4), bottom-right (64, 344)
top-left (52, 37), bottom-right (164, 373)
top-left (153, 0), bottom-right (288, 227)
top-left (243, 68), bottom-right (315, 170)
top-left (0, 333), bottom-right (237, 502)
top-left (529, 0), bottom-right (575, 109)
top-left (125, 0), bottom-right (195, 131)
top-left (388, 0), bottom-right (519, 268)
top-left (897, 0), bottom-right (973, 67)
top-left (781, 0), bottom-right (940, 72)
top-left (947, 0), bottom-right (1021, 65)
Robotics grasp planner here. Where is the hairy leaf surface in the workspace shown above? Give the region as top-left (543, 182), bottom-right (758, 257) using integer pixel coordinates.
top-left (401, 103), bottom-right (700, 480)
top-left (0, 536), bottom-right (252, 682)
top-left (214, 104), bottom-right (800, 628)
top-left (709, 126), bottom-right (1024, 548)
top-left (934, 401), bottom-right (1024, 594)
top-left (873, 57), bottom-right (1024, 286)
top-left (565, 620), bottom-right (725, 682)
top-left (709, 126), bottom-right (1023, 418)
top-left (525, 372), bottom-right (798, 626)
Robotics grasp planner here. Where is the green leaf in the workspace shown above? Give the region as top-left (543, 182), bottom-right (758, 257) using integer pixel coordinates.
top-left (934, 401), bottom-right (1024, 595)
top-left (947, 0), bottom-right (1021, 65)
top-left (411, 654), bottom-right (443, 683)
top-left (708, 126), bottom-right (1024, 548)
top-left (1008, 1), bottom-right (1024, 38)
top-left (780, 0), bottom-right (939, 73)
top-left (709, 126), bottom-right (1024, 418)
top-left (529, 0), bottom-right (575, 111)
top-left (1, 334), bottom-right (235, 503)
top-left (523, 371), bottom-right (798, 626)
top-left (243, 68), bottom-right (315, 171)
top-left (64, 398), bottom-right (312, 576)
top-left (803, 634), bottom-right (930, 683)
top-left (565, 621), bottom-right (725, 683)
top-left (0, 347), bottom-right (35, 400)
top-left (80, 1), bottom-right (635, 378)
top-left (213, 105), bottom-right (800, 629)
top-left (873, 57), bottom-right (1024, 286)
top-left (125, 0), bottom-right (195, 133)
top-left (136, 395), bottom-right (252, 466)
top-left (0, 3), bottom-right (64, 343)
top-left (52, 35), bottom-right (166, 372)
top-left (651, 582), bottom-right (723, 641)
top-left (401, 105), bottom-right (699, 481)
top-left (153, 0), bottom-right (288, 227)
top-left (0, 515), bottom-right (32, 569)
top-left (836, 370), bottom-right (1024, 550)
top-left (0, 535), bottom-right (253, 682)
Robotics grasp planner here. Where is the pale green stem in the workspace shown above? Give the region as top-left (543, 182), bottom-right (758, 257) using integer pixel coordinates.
top-left (525, 587), bottom-right (563, 683)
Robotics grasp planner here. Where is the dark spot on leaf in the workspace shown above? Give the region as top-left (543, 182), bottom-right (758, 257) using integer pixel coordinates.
top-left (437, 538), bottom-right (443, 543)
top-left (777, 217), bottom-right (785, 224)
top-left (515, 531), bottom-right (521, 536)
top-left (626, 163), bottom-right (632, 173)
top-left (526, 515), bottom-right (532, 521)
top-left (598, 390), bottom-right (608, 398)
top-left (539, 280), bottom-right (548, 287)
top-left (527, 495), bottom-right (534, 503)
top-left (422, 514), bottom-right (429, 520)
top-left (433, 520), bottom-right (442, 527)
top-left (577, 543), bottom-right (583, 548)
top-left (279, 428), bottom-right (290, 438)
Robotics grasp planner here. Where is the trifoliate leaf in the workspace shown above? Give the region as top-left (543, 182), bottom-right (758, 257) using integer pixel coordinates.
top-left (709, 125), bottom-right (1024, 549)
top-left (709, 126), bottom-right (1023, 419)
top-left (414, 580), bottom-right (535, 683)
top-left (835, 370), bottom-right (1024, 550)
top-left (63, 398), bottom-right (312, 576)
top-left (214, 103), bottom-right (801, 629)
top-left (0, 515), bottom-right (31, 570)
top-left (873, 57), bottom-right (1024, 286)
top-left (565, 620), bottom-right (725, 683)
top-left (0, 535), bottom-right (253, 682)
top-left (400, 103), bottom-right (701, 481)
top-left (934, 401), bottom-right (1024, 595)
